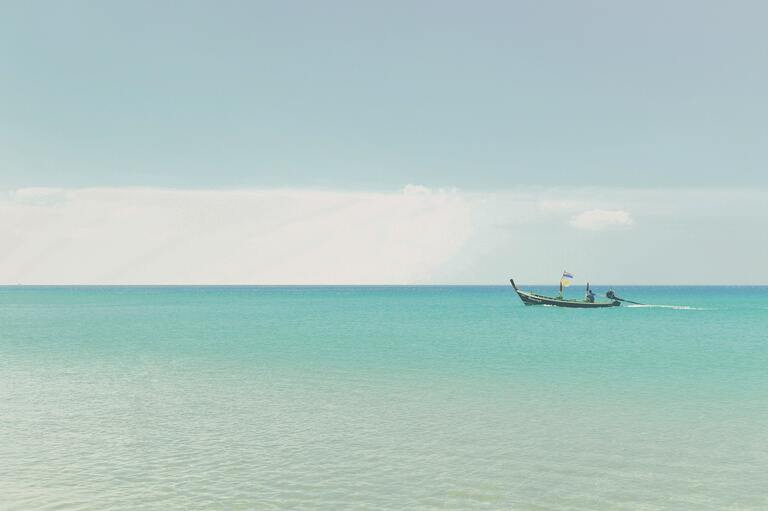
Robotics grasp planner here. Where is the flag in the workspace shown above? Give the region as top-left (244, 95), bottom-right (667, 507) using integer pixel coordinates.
top-left (560, 271), bottom-right (573, 287)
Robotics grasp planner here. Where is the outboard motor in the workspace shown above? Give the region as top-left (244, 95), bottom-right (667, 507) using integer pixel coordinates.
top-left (605, 289), bottom-right (641, 305)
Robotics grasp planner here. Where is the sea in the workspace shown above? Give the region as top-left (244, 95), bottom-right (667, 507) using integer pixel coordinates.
top-left (1, 285), bottom-right (767, 510)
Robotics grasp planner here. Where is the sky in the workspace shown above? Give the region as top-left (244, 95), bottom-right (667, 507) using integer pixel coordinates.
top-left (1, 1), bottom-right (766, 284)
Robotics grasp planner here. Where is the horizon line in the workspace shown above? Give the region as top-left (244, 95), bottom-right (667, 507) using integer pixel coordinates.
top-left (2, 283), bottom-right (766, 287)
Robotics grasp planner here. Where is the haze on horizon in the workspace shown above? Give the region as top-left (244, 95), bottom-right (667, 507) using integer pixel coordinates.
top-left (1, 1), bottom-right (766, 284)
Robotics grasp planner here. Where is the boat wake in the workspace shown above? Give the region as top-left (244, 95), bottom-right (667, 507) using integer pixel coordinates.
top-left (625, 304), bottom-right (707, 310)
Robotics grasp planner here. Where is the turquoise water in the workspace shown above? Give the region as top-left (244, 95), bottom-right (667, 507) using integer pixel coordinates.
top-left (1, 285), bottom-right (767, 510)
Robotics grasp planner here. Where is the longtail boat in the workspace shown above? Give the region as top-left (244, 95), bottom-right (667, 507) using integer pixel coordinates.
top-left (510, 278), bottom-right (621, 308)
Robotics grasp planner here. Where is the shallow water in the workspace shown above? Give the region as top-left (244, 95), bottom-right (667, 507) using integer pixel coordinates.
top-left (1, 285), bottom-right (767, 510)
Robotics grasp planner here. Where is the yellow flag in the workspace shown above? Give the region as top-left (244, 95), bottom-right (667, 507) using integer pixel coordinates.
top-left (560, 278), bottom-right (572, 288)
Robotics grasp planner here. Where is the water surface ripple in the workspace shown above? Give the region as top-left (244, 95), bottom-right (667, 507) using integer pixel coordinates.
top-left (1, 286), bottom-right (767, 510)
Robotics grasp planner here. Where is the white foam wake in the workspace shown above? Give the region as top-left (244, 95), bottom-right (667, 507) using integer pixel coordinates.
top-left (625, 304), bottom-right (707, 310)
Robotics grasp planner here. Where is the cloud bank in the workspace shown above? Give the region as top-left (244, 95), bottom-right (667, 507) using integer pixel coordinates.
top-left (0, 186), bottom-right (471, 284)
top-left (1, 186), bottom-right (766, 284)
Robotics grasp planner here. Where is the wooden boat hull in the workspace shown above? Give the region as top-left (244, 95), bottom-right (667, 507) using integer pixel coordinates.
top-left (510, 279), bottom-right (620, 308)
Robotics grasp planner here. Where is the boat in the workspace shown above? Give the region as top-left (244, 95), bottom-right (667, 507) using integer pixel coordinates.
top-left (510, 278), bottom-right (621, 308)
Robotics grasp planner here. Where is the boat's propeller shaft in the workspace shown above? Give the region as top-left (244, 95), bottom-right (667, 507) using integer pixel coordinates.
top-left (606, 289), bottom-right (642, 305)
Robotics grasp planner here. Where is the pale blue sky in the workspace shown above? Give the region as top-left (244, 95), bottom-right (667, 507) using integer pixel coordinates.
top-left (2, 1), bottom-right (767, 284)
top-left (2, 0), bottom-right (767, 190)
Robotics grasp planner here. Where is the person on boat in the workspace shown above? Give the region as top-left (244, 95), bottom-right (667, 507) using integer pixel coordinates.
top-left (585, 285), bottom-right (595, 303)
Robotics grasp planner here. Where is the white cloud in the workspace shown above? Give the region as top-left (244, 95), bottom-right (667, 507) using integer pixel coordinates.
top-left (569, 209), bottom-right (634, 231)
top-left (401, 184), bottom-right (432, 195)
top-left (1, 186), bottom-right (766, 284)
top-left (0, 186), bottom-right (472, 284)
